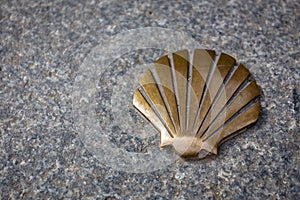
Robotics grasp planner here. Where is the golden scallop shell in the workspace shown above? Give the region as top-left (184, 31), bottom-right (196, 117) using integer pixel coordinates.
top-left (133, 49), bottom-right (260, 158)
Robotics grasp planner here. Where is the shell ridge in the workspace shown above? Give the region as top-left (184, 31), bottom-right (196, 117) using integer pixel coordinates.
top-left (137, 86), bottom-right (174, 138)
top-left (202, 96), bottom-right (260, 142)
top-left (188, 49), bottom-right (216, 134)
top-left (194, 53), bottom-right (236, 136)
top-left (218, 101), bottom-right (260, 145)
top-left (169, 53), bottom-right (184, 133)
top-left (172, 50), bottom-right (189, 134)
top-left (154, 56), bottom-right (181, 134)
top-left (185, 50), bottom-right (193, 133)
top-left (195, 61), bottom-right (238, 137)
top-left (133, 89), bottom-right (165, 134)
top-left (198, 75), bottom-right (254, 138)
top-left (228, 75), bottom-right (253, 102)
top-left (139, 69), bottom-right (178, 136)
top-left (197, 71), bottom-right (251, 137)
top-left (191, 53), bottom-right (220, 132)
top-left (150, 68), bottom-right (178, 134)
top-left (201, 82), bottom-right (259, 141)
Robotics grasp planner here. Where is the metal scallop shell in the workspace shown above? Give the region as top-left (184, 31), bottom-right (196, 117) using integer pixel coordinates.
top-left (133, 49), bottom-right (260, 158)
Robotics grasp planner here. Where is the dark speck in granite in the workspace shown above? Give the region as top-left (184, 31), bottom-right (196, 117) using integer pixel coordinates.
top-left (1, 0), bottom-right (299, 199)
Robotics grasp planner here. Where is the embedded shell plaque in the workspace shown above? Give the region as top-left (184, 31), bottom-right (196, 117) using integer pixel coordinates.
top-left (133, 49), bottom-right (260, 158)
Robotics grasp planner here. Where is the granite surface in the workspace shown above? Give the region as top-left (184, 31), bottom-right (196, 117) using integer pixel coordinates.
top-left (1, 0), bottom-right (299, 199)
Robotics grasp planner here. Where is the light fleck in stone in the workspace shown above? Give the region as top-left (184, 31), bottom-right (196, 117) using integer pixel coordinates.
top-left (175, 172), bottom-right (185, 181)
top-left (266, 102), bottom-right (276, 110)
top-left (156, 18), bottom-right (167, 26)
top-left (217, 170), bottom-right (230, 182)
top-left (287, 119), bottom-right (297, 130)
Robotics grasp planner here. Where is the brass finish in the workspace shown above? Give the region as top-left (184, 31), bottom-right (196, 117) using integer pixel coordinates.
top-left (133, 49), bottom-right (260, 158)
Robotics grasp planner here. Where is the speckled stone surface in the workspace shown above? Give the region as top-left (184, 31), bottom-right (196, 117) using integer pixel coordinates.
top-left (1, 0), bottom-right (299, 199)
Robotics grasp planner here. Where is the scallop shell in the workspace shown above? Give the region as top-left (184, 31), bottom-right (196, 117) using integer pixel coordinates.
top-left (133, 49), bottom-right (260, 158)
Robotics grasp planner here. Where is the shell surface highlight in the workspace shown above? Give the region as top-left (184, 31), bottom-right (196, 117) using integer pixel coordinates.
top-left (133, 49), bottom-right (260, 158)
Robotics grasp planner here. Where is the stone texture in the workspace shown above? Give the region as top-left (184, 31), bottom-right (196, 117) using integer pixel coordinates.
top-left (1, 0), bottom-right (299, 199)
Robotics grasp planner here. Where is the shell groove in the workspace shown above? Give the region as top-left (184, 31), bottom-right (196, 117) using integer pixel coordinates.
top-left (133, 49), bottom-right (260, 158)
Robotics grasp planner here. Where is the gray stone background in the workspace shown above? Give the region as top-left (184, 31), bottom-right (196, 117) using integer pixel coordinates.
top-left (1, 0), bottom-right (299, 199)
